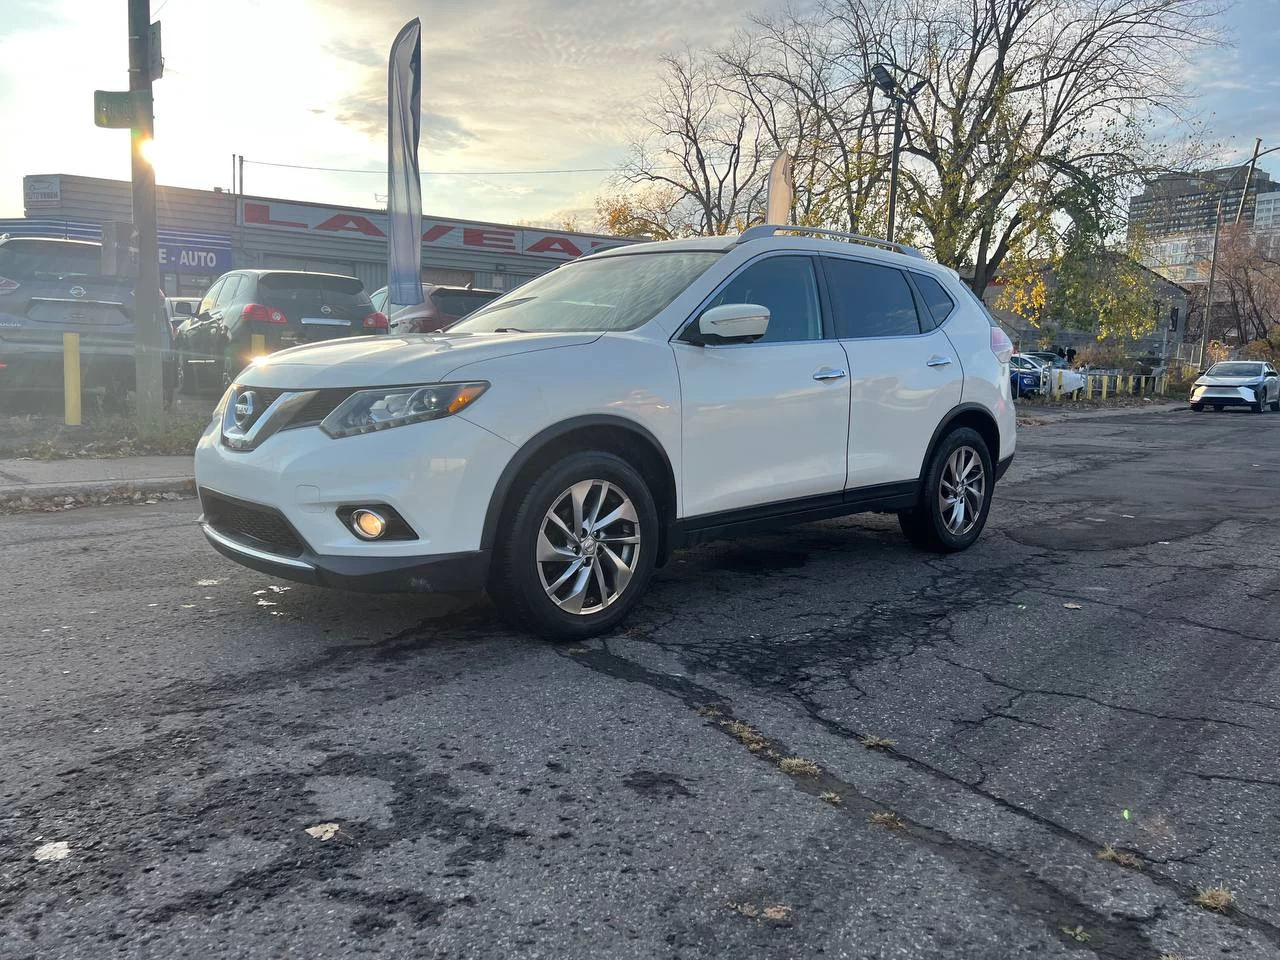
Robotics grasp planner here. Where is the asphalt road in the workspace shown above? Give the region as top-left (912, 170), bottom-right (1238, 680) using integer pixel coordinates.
top-left (2, 407), bottom-right (1278, 960)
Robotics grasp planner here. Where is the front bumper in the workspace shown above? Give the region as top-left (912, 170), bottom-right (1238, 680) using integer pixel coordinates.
top-left (201, 521), bottom-right (489, 592)
top-left (1190, 385), bottom-right (1260, 407)
top-left (194, 407), bottom-right (516, 590)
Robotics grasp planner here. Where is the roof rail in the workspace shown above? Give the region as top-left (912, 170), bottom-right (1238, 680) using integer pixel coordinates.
top-left (736, 224), bottom-right (926, 259)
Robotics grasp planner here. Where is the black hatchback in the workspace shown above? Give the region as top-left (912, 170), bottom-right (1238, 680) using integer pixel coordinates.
top-left (174, 270), bottom-right (388, 392)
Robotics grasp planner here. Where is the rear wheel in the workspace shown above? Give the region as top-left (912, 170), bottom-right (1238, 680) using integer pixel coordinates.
top-left (899, 427), bottom-right (994, 553)
top-left (1271, 395), bottom-right (1280, 412)
top-left (489, 451), bottom-right (658, 641)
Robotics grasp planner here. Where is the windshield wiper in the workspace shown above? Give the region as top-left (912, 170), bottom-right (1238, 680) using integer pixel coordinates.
top-left (493, 327), bottom-right (526, 333)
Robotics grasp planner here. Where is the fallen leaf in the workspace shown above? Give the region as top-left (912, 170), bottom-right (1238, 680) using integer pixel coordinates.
top-left (33, 841), bottom-right (70, 862)
top-left (762, 905), bottom-right (792, 922)
top-left (305, 823), bottom-right (340, 841)
top-left (1063, 603), bottom-right (1083, 610)
top-left (268, 585), bottom-right (291, 593)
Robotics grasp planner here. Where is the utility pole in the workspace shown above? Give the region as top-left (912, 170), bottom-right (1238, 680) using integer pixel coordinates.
top-left (128, 0), bottom-right (165, 420)
top-left (1199, 194), bottom-right (1223, 368)
top-left (1235, 139), bottom-right (1262, 226)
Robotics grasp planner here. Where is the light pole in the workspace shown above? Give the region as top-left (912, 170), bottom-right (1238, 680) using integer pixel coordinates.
top-left (871, 63), bottom-right (925, 244)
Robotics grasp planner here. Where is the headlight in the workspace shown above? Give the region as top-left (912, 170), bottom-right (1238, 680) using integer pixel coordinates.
top-left (212, 384), bottom-right (235, 423)
top-left (320, 382), bottom-right (488, 438)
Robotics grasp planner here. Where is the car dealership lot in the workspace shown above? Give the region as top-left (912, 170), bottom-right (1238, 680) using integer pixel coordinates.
top-left (2, 409), bottom-right (1279, 959)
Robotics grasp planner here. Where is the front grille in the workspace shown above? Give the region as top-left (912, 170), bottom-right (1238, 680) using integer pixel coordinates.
top-left (200, 488), bottom-right (306, 558)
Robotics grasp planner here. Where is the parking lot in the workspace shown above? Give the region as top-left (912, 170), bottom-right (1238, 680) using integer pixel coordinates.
top-left (2, 407), bottom-right (1278, 959)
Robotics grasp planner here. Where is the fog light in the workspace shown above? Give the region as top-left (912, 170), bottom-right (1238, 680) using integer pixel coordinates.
top-left (351, 509), bottom-right (387, 540)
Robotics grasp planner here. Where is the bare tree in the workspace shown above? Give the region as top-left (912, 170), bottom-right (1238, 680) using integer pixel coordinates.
top-left (1215, 225), bottom-right (1280, 349)
top-left (619, 52), bottom-right (770, 236)
top-left (825, 0), bottom-right (1222, 290)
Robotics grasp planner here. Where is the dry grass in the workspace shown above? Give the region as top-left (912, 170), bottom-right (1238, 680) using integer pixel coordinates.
top-left (761, 905), bottom-right (792, 922)
top-left (1194, 886), bottom-right (1234, 912)
top-left (778, 756), bottom-right (820, 776)
top-left (1096, 844), bottom-right (1143, 869)
top-left (867, 811), bottom-right (906, 831)
top-left (696, 705), bottom-right (722, 718)
top-left (858, 734), bottom-right (897, 749)
top-left (1158, 954), bottom-right (1185, 960)
top-left (819, 791), bottom-right (842, 805)
top-left (727, 901), bottom-right (759, 919)
top-left (727, 902), bottom-right (792, 924)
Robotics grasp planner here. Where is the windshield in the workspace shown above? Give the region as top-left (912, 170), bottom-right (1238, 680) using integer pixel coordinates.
top-left (450, 252), bottom-right (723, 333)
top-left (0, 240), bottom-right (100, 278)
top-left (1206, 362), bottom-right (1264, 378)
top-left (430, 289), bottom-right (500, 318)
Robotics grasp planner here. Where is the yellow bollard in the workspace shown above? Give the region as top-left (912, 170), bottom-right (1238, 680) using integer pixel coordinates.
top-left (1056, 369), bottom-right (1064, 400)
top-left (1127, 375), bottom-right (1134, 395)
top-left (1086, 376), bottom-right (1094, 400)
top-left (63, 332), bottom-right (81, 426)
top-left (250, 333), bottom-right (266, 357)
top-left (1101, 376), bottom-right (1109, 400)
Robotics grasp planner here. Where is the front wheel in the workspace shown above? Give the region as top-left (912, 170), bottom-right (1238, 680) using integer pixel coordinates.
top-left (1253, 391), bottom-right (1266, 414)
top-left (1190, 402), bottom-right (1204, 412)
top-left (489, 452), bottom-right (658, 641)
top-left (898, 427), bottom-right (994, 553)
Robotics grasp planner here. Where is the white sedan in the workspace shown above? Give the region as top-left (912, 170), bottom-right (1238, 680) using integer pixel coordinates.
top-left (1025, 356), bottom-right (1085, 394)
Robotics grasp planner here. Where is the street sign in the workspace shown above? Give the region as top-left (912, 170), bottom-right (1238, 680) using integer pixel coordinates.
top-left (94, 89), bottom-right (150, 128)
top-left (148, 21), bottom-right (163, 81)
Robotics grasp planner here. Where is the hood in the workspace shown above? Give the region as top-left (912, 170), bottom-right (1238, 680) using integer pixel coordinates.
top-left (1196, 375), bottom-right (1262, 387)
top-left (237, 330), bottom-right (600, 389)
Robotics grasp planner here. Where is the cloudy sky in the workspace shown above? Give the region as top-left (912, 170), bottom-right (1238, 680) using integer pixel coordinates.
top-left (0, 0), bottom-right (1276, 226)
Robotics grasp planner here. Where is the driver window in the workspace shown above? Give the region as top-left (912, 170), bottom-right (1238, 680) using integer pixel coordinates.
top-left (705, 256), bottom-right (822, 343)
top-left (197, 279), bottom-right (224, 315)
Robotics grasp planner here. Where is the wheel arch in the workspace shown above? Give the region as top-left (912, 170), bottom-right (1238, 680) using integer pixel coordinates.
top-left (481, 415), bottom-right (678, 564)
top-left (919, 403), bottom-right (1001, 485)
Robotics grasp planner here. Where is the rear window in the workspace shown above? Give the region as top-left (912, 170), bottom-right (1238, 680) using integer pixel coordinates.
top-left (0, 240), bottom-right (100, 278)
top-left (258, 273), bottom-right (372, 314)
top-left (430, 289), bottom-right (500, 318)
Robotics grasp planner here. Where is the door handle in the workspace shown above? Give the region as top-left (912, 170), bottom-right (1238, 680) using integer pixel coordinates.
top-left (812, 367), bottom-right (847, 381)
top-left (926, 355), bottom-right (952, 367)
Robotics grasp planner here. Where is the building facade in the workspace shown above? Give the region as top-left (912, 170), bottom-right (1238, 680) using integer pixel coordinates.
top-left (1130, 165), bottom-right (1278, 283)
top-left (7, 173), bottom-right (631, 297)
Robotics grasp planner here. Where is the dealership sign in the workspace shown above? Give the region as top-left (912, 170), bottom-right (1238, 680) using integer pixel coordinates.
top-left (158, 240), bottom-right (230, 273)
top-left (239, 199), bottom-right (629, 260)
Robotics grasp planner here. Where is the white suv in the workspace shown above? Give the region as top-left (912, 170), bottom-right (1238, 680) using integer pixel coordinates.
top-left (195, 226), bottom-right (1016, 639)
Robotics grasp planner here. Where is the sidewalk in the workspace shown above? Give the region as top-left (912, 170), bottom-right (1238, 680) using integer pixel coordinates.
top-left (0, 455), bottom-right (194, 505)
top-left (1016, 400), bottom-right (1185, 425)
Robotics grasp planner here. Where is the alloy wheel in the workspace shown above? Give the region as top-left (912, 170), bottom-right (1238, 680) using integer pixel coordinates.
top-left (938, 445), bottom-right (986, 536)
top-left (536, 479), bottom-right (641, 615)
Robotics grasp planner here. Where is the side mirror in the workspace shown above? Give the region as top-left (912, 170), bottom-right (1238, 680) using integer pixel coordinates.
top-left (697, 303), bottom-right (770, 344)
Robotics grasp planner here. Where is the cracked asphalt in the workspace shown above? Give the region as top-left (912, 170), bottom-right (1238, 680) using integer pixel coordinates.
top-left (2, 407), bottom-right (1278, 959)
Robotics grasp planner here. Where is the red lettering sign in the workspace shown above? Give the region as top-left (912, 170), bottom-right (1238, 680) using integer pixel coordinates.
top-left (526, 236), bottom-right (583, 258)
top-left (463, 228), bottom-right (517, 252)
top-left (243, 201), bottom-right (307, 230)
top-left (422, 224), bottom-right (454, 243)
top-left (315, 214), bottom-right (385, 238)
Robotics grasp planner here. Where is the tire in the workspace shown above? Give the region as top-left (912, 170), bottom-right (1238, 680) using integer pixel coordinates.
top-left (1270, 396), bottom-right (1280, 412)
top-left (1190, 403), bottom-right (1204, 412)
top-left (488, 451), bottom-right (659, 641)
top-left (1214, 405), bottom-right (1225, 412)
top-left (898, 427), bottom-right (994, 554)
top-left (1253, 391), bottom-right (1266, 414)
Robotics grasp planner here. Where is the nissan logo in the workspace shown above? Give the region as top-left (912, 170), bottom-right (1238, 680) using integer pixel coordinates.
top-left (320, 305), bottom-right (332, 315)
top-left (69, 285), bottom-right (86, 298)
top-left (233, 390), bottom-right (257, 427)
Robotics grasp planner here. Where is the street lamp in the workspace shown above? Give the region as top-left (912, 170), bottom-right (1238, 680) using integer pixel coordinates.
top-left (871, 62), bottom-right (925, 243)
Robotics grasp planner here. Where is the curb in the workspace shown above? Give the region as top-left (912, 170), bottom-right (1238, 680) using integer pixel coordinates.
top-left (0, 477), bottom-right (196, 515)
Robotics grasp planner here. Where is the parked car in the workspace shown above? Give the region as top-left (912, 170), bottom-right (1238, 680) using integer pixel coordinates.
top-left (1010, 354), bottom-right (1046, 396)
top-left (165, 297), bottom-right (199, 337)
top-left (1023, 350), bottom-right (1068, 369)
top-left (1189, 360), bottom-right (1280, 413)
top-left (370, 283), bottom-right (501, 334)
top-left (1036, 362), bottom-right (1086, 395)
top-left (0, 235), bottom-right (174, 403)
top-left (195, 225), bottom-right (1016, 640)
top-left (174, 270), bottom-right (387, 393)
